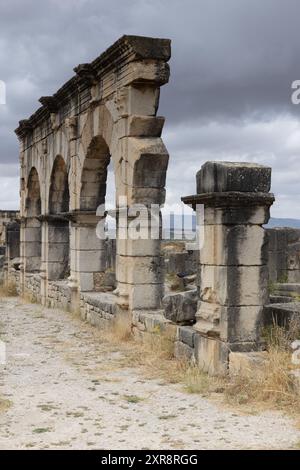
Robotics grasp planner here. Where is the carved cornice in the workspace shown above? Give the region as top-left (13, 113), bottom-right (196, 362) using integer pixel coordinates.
top-left (38, 96), bottom-right (59, 113)
top-left (182, 192), bottom-right (275, 210)
top-left (15, 35), bottom-right (171, 140)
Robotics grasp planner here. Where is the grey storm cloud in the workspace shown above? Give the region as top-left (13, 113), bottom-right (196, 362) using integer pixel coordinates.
top-left (1, 0), bottom-right (300, 215)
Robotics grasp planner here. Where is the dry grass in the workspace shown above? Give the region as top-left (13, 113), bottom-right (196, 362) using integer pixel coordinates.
top-left (102, 317), bottom-right (219, 395)
top-left (104, 313), bottom-right (132, 343)
top-left (20, 291), bottom-right (38, 304)
top-left (102, 312), bottom-right (300, 416)
top-left (0, 399), bottom-right (12, 413)
top-left (0, 281), bottom-right (17, 297)
top-left (225, 320), bottom-right (300, 413)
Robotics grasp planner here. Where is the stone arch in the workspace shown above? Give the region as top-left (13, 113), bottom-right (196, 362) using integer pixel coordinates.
top-left (24, 167), bottom-right (42, 273)
top-left (49, 155), bottom-right (69, 214)
top-left (48, 155), bottom-right (70, 281)
top-left (80, 136), bottom-right (111, 211)
top-left (74, 135), bottom-right (116, 293)
top-left (26, 167), bottom-right (41, 217)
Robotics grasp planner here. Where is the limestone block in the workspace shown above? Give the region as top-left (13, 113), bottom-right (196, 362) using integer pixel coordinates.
top-left (177, 326), bottom-right (196, 348)
top-left (116, 255), bottom-right (163, 285)
top-left (127, 115), bottom-right (165, 137)
top-left (163, 290), bottom-right (197, 324)
top-left (48, 226), bottom-right (69, 243)
top-left (127, 85), bottom-right (159, 116)
top-left (174, 341), bottom-right (194, 362)
top-left (117, 238), bottom-right (161, 257)
top-left (220, 305), bottom-right (263, 343)
top-left (204, 205), bottom-right (271, 226)
top-left (24, 241), bottom-right (41, 257)
top-left (24, 227), bottom-right (41, 242)
top-left (48, 262), bottom-right (67, 281)
top-left (80, 272), bottom-right (94, 291)
top-left (229, 351), bottom-right (267, 375)
top-left (71, 226), bottom-right (105, 251)
top-left (78, 250), bottom-right (106, 272)
top-left (48, 243), bottom-right (69, 262)
top-left (194, 301), bottom-right (221, 336)
top-left (132, 187), bottom-right (166, 205)
top-left (130, 282), bottom-right (163, 310)
top-left (200, 224), bottom-right (267, 266)
top-left (197, 161), bottom-right (271, 194)
top-left (26, 257), bottom-right (41, 272)
top-left (194, 334), bottom-right (229, 376)
top-left (122, 137), bottom-right (168, 187)
top-left (199, 265), bottom-right (269, 306)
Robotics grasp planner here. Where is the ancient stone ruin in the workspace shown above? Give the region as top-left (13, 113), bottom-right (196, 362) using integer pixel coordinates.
top-left (3, 35), bottom-right (300, 376)
top-left (0, 210), bottom-right (20, 284)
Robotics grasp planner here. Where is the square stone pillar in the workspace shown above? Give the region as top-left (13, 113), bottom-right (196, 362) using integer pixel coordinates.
top-left (23, 217), bottom-right (41, 273)
top-left (115, 207), bottom-right (164, 313)
top-left (69, 211), bottom-right (107, 293)
top-left (182, 162), bottom-right (275, 375)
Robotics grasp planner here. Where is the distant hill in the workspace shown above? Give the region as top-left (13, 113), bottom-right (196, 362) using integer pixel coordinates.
top-left (266, 218), bottom-right (300, 228)
top-left (163, 214), bottom-right (300, 229)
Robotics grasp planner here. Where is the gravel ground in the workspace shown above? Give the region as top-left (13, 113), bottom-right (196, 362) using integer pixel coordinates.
top-left (0, 296), bottom-right (299, 450)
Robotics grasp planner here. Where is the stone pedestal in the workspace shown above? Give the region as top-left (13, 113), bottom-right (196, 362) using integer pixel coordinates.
top-left (182, 161), bottom-right (275, 375)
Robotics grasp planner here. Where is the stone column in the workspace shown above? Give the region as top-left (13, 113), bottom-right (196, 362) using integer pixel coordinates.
top-left (116, 207), bottom-right (164, 313)
top-left (69, 211), bottom-right (107, 293)
top-left (182, 161), bottom-right (274, 375)
top-left (46, 216), bottom-right (70, 281)
top-left (23, 216), bottom-right (41, 272)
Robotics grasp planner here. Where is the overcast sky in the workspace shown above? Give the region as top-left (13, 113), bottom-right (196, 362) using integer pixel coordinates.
top-left (1, 0), bottom-right (300, 217)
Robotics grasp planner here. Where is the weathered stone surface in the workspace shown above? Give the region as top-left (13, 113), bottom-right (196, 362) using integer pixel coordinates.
top-left (229, 351), bottom-right (268, 375)
top-left (174, 341), bottom-right (194, 361)
top-left (163, 289), bottom-right (197, 324)
top-left (200, 224), bottom-right (268, 266)
top-left (196, 161), bottom-right (271, 194)
top-left (177, 325), bottom-right (196, 348)
top-left (263, 302), bottom-right (300, 327)
top-left (194, 334), bottom-right (229, 376)
top-left (267, 228), bottom-right (300, 283)
top-left (199, 265), bottom-right (269, 306)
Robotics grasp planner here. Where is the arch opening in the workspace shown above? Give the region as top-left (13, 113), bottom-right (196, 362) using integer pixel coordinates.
top-left (48, 156), bottom-right (70, 281)
top-left (78, 136), bottom-right (116, 293)
top-left (24, 167), bottom-right (42, 273)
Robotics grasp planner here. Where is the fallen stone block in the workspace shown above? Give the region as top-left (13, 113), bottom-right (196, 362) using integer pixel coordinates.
top-left (163, 289), bottom-right (197, 324)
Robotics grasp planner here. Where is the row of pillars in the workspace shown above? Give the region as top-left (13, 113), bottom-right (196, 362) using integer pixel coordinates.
top-left (20, 209), bottom-right (164, 313)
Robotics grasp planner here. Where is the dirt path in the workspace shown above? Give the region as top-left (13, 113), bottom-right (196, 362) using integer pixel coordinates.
top-left (0, 297), bottom-right (299, 450)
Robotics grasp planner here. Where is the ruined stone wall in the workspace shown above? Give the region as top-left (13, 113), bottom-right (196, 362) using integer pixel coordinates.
top-left (0, 211), bottom-right (19, 246)
top-left (267, 227), bottom-right (300, 283)
top-left (80, 292), bottom-right (117, 328)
